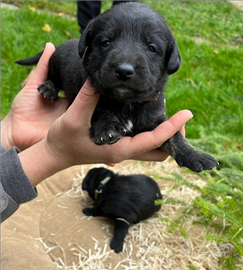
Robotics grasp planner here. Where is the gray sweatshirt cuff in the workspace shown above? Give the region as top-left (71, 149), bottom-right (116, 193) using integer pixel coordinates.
top-left (1, 147), bottom-right (37, 204)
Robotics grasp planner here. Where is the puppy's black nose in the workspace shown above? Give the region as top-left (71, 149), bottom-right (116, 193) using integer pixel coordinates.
top-left (115, 63), bottom-right (134, 80)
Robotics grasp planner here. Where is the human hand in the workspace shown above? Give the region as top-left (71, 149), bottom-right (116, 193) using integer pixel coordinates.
top-left (18, 79), bottom-right (192, 186)
top-left (128, 124), bottom-right (186, 162)
top-left (44, 80), bottom-right (192, 168)
top-left (1, 43), bottom-right (68, 151)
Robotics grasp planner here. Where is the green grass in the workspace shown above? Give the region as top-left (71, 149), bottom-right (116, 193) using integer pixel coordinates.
top-left (145, 0), bottom-right (243, 48)
top-left (1, 1), bottom-right (243, 269)
top-left (3, 0), bottom-right (78, 15)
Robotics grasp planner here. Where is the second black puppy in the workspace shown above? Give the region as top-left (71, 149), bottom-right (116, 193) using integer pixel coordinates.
top-left (82, 167), bottom-right (162, 253)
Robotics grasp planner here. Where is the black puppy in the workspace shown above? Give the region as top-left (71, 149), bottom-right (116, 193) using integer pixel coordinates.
top-left (16, 2), bottom-right (218, 172)
top-left (82, 167), bottom-right (162, 253)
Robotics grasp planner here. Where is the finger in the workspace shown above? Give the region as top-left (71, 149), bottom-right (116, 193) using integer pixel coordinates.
top-left (116, 110), bottom-right (193, 159)
top-left (106, 163), bottom-right (116, 167)
top-left (150, 110), bottom-right (192, 143)
top-left (130, 149), bottom-right (169, 162)
top-left (26, 42), bottom-right (56, 86)
top-left (65, 79), bottom-right (100, 124)
top-left (180, 124), bottom-right (186, 138)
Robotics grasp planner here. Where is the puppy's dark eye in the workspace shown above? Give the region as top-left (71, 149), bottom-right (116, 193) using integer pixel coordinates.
top-left (148, 45), bottom-right (156, 53)
top-left (101, 40), bottom-right (111, 48)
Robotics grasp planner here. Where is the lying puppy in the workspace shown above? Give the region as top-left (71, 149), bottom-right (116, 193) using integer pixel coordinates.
top-left (82, 167), bottom-right (162, 253)
top-left (16, 2), bottom-right (217, 172)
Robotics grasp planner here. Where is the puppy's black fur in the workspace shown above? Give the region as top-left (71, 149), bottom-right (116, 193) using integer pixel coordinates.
top-left (16, 2), bottom-right (218, 172)
top-left (82, 167), bottom-right (162, 253)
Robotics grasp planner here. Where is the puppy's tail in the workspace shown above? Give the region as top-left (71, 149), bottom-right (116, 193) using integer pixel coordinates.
top-left (15, 51), bottom-right (44, 66)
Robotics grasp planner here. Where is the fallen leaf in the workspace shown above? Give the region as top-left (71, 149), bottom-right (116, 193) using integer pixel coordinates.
top-left (185, 78), bottom-right (197, 87)
top-left (28, 6), bottom-right (36, 12)
top-left (42, 23), bottom-right (51, 33)
top-left (64, 30), bottom-right (72, 37)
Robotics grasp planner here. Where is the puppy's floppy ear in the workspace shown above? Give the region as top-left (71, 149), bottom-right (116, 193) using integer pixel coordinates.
top-left (167, 40), bottom-right (181, 75)
top-left (78, 22), bottom-right (92, 59)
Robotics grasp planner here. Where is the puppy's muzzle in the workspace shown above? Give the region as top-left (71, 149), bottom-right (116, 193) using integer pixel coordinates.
top-left (115, 63), bottom-right (135, 81)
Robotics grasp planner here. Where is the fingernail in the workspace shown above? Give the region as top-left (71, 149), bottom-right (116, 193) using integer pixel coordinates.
top-left (45, 42), bottom-right (54, 50)
top-left (106, 163), bottom-right (116, 167)
top-left (184, 110), bottom-right (193, 120)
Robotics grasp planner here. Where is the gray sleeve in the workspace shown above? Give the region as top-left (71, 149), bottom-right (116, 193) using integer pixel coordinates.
top-left (0, 144), bottom-right (38, 223)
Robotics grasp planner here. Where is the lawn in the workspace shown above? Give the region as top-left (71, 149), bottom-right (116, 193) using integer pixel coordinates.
top-left (1, 1), bottom-right (243, 269)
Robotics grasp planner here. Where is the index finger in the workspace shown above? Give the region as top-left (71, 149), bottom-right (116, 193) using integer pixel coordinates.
top-left (115, 110), bottom-right (193, 160)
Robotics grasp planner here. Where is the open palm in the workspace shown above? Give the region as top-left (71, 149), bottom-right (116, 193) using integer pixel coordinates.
top-left (5, 43), bottom-right (68, 150)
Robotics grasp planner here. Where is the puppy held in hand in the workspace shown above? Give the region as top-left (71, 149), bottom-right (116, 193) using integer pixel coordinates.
top-left (16, 2), bottom-right (218, 172)
top-left (82, 167), bottom-right (162, 253)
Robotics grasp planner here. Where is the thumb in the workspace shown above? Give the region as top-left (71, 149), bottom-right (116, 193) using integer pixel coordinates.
top-left (65, 79), bottom-right (100, 123)
top-left (26, 42), bottom-right (56, 86)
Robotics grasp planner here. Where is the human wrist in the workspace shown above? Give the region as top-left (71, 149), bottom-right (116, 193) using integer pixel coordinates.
top-left (1, 116), bottom-right (15, 150)
top-left (18, 139), bottom-right (67, 187)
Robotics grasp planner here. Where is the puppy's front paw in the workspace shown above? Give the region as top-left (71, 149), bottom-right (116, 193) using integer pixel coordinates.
top-left (92, 124), bottom-right (127, 145)
top-left (82, 207), bottom-right (94, 216)
top-left (110, 238), bottom-right (123, 253)
top-left (175, 150), bottom-right (218, 172)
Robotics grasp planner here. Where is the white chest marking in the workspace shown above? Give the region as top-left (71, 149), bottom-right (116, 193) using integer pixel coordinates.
top-left (125, 120), bottom-right (133, 132)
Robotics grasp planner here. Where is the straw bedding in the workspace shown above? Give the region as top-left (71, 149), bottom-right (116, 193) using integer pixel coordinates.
top-left (1, 160), bottom-right (221, 270)
top-left (40, 160), bottom-right (221, 269)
